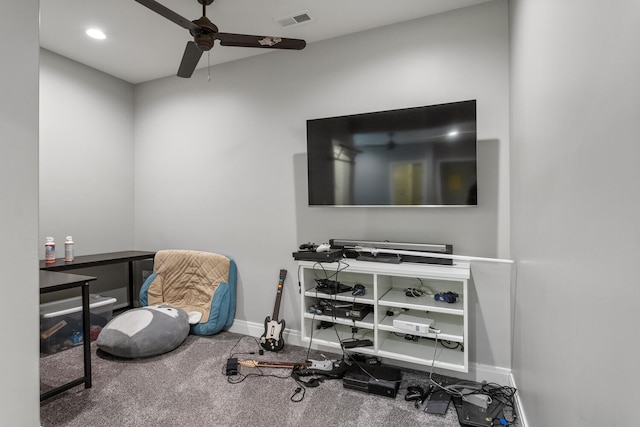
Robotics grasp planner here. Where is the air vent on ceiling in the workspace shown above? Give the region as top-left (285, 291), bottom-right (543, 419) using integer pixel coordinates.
top-left (274, 11), bottom-right (314, 28)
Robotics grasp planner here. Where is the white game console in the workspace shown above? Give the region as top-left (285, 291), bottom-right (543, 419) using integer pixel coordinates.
top-left (392, 314), bottom-right (435, 336)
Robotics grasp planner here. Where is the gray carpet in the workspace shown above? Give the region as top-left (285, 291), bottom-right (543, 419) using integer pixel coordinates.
top-left (40, 331), bottom-right (495, 427)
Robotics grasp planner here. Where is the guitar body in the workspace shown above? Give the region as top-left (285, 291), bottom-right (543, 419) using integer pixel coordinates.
top-left (260, 316), bottom-right (285, 352)
top-left (259, 269), bottom-right (287, 352)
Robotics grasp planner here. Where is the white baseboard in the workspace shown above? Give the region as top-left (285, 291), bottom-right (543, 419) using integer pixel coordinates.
top-left (227, 320), bottom-right (306, 352)
top-left (227, 320), bottom-right (514, 384)
top-left (508, 372), bottom-right (528, 427)
top-left (227, 319), bottom-right (283, 338)
top-left (468, 362), bottom-right (512, 385)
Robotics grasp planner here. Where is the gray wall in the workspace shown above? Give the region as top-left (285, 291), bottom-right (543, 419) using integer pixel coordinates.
top-left (0, 1), bottom-right (40, 425)
top-left (133, 3), bottom-right (511, 371)
top-left (39, 49), bottom-right (135, 259)
top-left (510, 1), bottom-right (639, 425)
top-left (39, 50), bottom-right (135, 306)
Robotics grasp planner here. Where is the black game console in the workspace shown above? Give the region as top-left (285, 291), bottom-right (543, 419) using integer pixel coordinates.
top-left (314, 279), bottom-right (353, 295)
top-left (292, 248), bottom-right (344, 262)
top-left (321, 300), bottom-right (370, 320)
top-left (343, 364), bottom-right (402, 398)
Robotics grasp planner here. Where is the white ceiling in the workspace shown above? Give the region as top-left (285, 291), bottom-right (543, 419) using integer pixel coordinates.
top-left (40, 0), bottom-right (493, 84)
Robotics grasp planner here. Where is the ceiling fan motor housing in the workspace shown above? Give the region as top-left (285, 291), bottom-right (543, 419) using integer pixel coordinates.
top-left (191, 17), bottom-right (218, 51)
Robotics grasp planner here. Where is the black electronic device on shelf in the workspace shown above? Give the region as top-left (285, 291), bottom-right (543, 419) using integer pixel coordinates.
top-left (355, 254), bottom-right (402, 264)
top-left (314, 278), bottom-right (352, 295)
top-left (342, 339), bottom-right (373, 348)
top-left (320, 299), bottom-right (370, 321)
top-left (292, 248), bottom-right (344, 262)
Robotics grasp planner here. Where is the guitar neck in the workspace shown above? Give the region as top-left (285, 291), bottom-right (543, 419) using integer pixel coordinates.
top-left (271, 269), bottom-right (287, 321)
top-left (238, 359), bottom-right (308, 369)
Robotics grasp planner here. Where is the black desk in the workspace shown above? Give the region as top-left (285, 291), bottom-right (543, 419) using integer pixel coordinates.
top-left (40, 271), bottom-right (97, 401)
top-left (40, 251), bottom-right (156, 309)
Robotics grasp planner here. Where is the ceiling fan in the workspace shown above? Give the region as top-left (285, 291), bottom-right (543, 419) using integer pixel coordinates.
top-left (359, 132), bottom-right (398, 150)
top-left (134, 0), bottom-right (307, 78)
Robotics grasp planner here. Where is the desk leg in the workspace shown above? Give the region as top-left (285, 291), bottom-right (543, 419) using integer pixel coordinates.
top-left (128, 261), bottom-right (135, 309)
top-left (82, 282), bottom-right (92, 389)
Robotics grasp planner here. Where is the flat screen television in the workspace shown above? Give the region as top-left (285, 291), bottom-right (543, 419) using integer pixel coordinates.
top-left (306, 100), bottom-right (477, 207)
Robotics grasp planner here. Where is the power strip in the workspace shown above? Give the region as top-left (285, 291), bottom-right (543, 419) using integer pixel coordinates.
top-left (462, 389), bottom-right (491, 409)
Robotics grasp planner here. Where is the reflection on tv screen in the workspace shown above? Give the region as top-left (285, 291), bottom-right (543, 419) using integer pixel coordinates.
top-left (307, 100), bottom-right (477, 206)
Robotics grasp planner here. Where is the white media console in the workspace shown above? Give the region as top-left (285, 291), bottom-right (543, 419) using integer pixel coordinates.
top-left (298, 259), bottom-right (470, 373)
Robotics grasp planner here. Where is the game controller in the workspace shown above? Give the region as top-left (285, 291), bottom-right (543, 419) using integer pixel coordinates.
top-left (299, 242), bottom-right (318, 251)
top-left (352, 284), bottom-right (366, 296)
top-left (349, 353), bottom-right (381, 365)
top-left (316, 243), bottom-right (331, 252)
top-left (405, 386), bottom-right (426, 402)
top-left (404, 384), bottom-right (435, 408)
top-left (308, 304), bottom-right (323, 315)
top-left (434, 291), bottom-right (459, 303)
top-left (405, 288), bottom-right (424, 297)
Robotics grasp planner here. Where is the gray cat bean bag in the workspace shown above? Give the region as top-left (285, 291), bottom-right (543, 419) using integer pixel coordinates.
top-left (96, 304), bottom-right (190, 358)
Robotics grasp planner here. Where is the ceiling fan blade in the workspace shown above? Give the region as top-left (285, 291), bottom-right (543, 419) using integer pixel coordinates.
top-left (134, 0), bottom-right (199, 32)
top-left (216, 33), bottom-right (306, 50)
top-left (177, 41), bottom-right (204, 78)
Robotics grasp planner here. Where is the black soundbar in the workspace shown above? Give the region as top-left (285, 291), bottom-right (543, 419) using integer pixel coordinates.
top-left (330, 239), bottom-right (451, 253)
top-left (329, 239), bottom-right (453, 265)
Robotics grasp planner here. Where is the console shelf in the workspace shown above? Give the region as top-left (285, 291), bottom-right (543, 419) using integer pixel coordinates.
top-left (303, 312), bottom-right (375, 330)
top-left (299, 259), bottom-right (469, 373)
top-left (378, 288), bottom-right (464, 315)
top-left (304, 289), bottom-right (375, 306)
top-left (378, 311), bottom-right (464, 342)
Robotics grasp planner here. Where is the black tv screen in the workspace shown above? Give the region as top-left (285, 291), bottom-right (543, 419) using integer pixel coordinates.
top-left (306, 100), bottom-right (477, 207)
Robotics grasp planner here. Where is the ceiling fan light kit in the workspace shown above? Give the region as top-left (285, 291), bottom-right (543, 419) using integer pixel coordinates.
top-left (134, 0), bottom-right (307, 78)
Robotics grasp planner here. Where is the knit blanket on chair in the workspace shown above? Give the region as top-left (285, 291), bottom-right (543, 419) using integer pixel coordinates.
top-left (146, 249), bottom-right (231, 324)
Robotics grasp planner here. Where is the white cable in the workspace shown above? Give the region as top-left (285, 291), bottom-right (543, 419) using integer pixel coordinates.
top-left (352, 246), bottom-right (513, 265)
top-left (427, 332), bottom-right (471, 399)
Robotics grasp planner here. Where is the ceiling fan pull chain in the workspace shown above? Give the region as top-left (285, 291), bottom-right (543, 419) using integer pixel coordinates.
top-left (207, 51), bottom-right (211, 81)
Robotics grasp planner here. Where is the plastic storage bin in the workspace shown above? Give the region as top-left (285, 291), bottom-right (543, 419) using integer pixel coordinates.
top-left (40, 294), bottom-right (117, 354)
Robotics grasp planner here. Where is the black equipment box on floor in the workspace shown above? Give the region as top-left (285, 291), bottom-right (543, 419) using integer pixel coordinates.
top-left (343, 364), bottom-right (402, 398)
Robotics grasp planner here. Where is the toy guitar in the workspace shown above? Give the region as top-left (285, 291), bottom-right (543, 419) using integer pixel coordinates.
top-left (237, 359), bottom-right (334, 371)
top-left (259, 269), bottom-right (287, 352)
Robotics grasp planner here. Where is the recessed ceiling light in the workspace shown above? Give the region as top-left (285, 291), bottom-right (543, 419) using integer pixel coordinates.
top-left (86, 28), bottom-right (106, 40)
